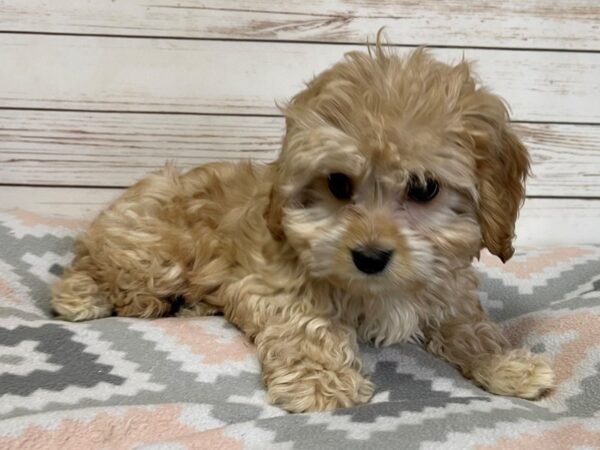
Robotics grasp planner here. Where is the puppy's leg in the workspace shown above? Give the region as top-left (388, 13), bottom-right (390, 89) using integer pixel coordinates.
top-left (426, 313), bottom-right (554, 399)
top-left (52, 268), bottom-right (112, 321)
top-left (53, 229), bottom-right (185, 320)
top-left (255, 312), bottom-right (374, 413)
top-left (52, 242), bottom-right (113, 321)
top-left (52, 261), bottom-right (173, 321)
top-left (111, 288), bottom-right (172, 319)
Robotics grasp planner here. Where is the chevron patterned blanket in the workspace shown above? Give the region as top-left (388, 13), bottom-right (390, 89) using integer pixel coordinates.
top-left (1, 209), bottom-right (599, 450)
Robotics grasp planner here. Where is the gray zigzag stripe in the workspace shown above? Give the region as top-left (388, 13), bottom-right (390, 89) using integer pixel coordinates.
top-left (0, 323), bottom-right (125, 419)
top-left (254, 394), bottom-right (567, 450)
top-left (566, 361), bottom-right (600, 416)
top-left (86, 319), bottom-right (266, 423)
top-left (480, 258), bottom-right (600, 321)
top-left (0, 223), bottom-right (75, 315)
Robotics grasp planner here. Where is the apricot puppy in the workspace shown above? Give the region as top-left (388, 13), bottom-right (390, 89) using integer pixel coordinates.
top-left (52, 45), bottom-right (554, 412)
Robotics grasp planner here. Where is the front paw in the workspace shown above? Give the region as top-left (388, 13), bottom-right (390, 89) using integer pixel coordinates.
top-left (265, 365), bottom-right (374, 413)
top-left (471, 349), bottom-right (554, 399)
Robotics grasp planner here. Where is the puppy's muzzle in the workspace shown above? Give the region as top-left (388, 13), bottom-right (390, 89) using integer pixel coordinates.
top-left (351, 248), bottom-right (393, 275)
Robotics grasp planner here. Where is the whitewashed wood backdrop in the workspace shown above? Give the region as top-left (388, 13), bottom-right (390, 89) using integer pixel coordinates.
top-left (0, 1), bottom-right (598, 244)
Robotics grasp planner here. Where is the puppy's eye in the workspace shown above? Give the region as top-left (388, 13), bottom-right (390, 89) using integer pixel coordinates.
top-left (407, 177), bottom-right (439, 203)
top-left (328, 173), bottom-right (353, 200)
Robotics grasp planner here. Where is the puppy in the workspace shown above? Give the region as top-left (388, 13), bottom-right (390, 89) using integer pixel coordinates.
top-left (52, 44), bottom-right (554, 412)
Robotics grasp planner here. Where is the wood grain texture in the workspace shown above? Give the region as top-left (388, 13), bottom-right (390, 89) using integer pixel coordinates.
top-left (514, 198), bottom-right (600, 245)
top-left (1, 110), bottom-right (598, 197)
top-left (1, 186), bottom-right (597, 245)
top-left (1, 0), bottom-right (599, 50)
top-left (0, 111), bottom-right (282, 186)
top-left (0, 186), bottom-right (123, 220)
top-left (0, 34), bottom-right (599, 122)
top-left (513, 123), bottom-right (600, 197)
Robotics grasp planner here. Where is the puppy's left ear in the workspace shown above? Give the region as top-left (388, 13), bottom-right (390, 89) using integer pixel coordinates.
top-left (463, 92), bottom-right (530, 262)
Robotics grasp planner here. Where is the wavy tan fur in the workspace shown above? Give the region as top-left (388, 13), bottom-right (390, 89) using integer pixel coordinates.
top-left (52, 45), bottom-right (553, 412)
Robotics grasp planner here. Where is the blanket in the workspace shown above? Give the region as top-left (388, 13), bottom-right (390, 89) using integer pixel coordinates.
top-left (1, 209), bottom-right (599, 449)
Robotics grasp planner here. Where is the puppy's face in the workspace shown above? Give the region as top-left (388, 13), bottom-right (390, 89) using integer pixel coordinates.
top-left (268, 49), bottom-right (529, 295)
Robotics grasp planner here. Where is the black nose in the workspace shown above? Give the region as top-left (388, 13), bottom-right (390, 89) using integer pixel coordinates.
top-left (351, 248), bottom-right (393, 274)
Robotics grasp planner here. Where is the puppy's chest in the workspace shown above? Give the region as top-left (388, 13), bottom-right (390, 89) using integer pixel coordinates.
top-left (346, 296), bottom-right (423, 347)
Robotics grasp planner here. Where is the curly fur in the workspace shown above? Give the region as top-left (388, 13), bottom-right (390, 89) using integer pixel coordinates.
top-left (52, 42), bottom-right (554, 412)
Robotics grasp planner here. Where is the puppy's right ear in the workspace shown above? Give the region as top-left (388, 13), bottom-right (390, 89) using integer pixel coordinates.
top-left (475, 125), bottom-right (529, 262)
top-left (265, 169), bottom-right (285, 241)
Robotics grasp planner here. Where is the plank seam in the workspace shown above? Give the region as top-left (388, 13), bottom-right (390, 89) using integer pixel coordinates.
top-left (0, 30), bottom-right (598, 54)
top-left (1, 184), bottom-right (599, 200)
top-left (0, 107), bottom-right (598, 126)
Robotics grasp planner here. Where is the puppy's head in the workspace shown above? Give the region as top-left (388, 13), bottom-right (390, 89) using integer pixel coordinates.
top-left (267, 46), bottom-right (529, 294)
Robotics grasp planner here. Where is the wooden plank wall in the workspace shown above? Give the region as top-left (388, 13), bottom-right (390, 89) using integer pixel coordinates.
top-left (0, 1), bottom-right (599, 245)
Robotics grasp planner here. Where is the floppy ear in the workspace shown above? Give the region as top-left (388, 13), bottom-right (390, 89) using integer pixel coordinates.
top-left (470, 110), bottom-right (530, 262)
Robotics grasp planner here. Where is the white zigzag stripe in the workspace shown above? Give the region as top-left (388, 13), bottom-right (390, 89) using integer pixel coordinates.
top-left (559, 273), bottom-right (600, 304)
top-left (0, 259), bottom-right (43, 315)
top-left (0, 340), bottom-right (61, 376)
top-left (226, 390), bottom-right (286, 420)
top-left (21, 251), bottom-right (74, 284)
top-left (177, 403), bottom-right (227, 432)
top-left (304, 396), bottom-right (528, 440)
top-left (223, 421), bottom-right (295, 450)
top-left (127, 318), bottom-right (260, 383)
top-left (0, 404), bottom-right (187, 438)
top-left (420, 412), bottom-right (600, 449)
top-left (0, 382), bottom-right (162, 416)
